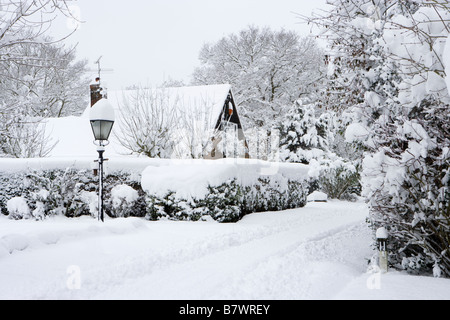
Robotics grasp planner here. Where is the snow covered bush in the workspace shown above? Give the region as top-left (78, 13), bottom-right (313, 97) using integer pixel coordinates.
top-left (1, 159), bottom-right (309, 223)
top-left (363, 3), bottom-right (450, 278)
top-left (145, 179), bottom-right (240, 222)
top-left (30, 189), bottom-right (50, 220)
top-left (306, 0), bottom-right (450, 277)
top-left (109, 184), bottom-right (139, 218)
top-left (241, 177), bottom-right (307, 214)
top-left (203, 179), bottom-right (242, 222)
top-left (308, 157), bottom-right (361, 201)
top-left (144, 177), bottom-right (307, 223)
top-left (146, 191), bottom-right (192, 221)
top-left (103, 173), bottom-right (147, 218)
top-left (279, 102), bottom-right (329, 164)
top-left (145, 183), bottom-right (240, 222)
top-left (0, 167), bottom-right (147, 220)
top-left (363, 108), bottom-right (450, 277)
top-left (6, 197), bottom-right (30, 220)
top-left (0, 172), bottom-right (27, 216)
top-left (142, 159), bottom-right (308, 222)
top-left (23, 169), bottom-right (95, 218)
top-left (0, 171), bottom-right (56, 219)
top-left (277, 99), bottom-right (361, 201)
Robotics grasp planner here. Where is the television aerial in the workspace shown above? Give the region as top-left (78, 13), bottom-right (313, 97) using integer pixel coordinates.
top-left (86, 56), bottom-right (114, 87)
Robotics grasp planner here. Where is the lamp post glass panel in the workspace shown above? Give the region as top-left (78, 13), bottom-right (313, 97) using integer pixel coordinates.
top-left (89, 99), bottom-right (115, 222)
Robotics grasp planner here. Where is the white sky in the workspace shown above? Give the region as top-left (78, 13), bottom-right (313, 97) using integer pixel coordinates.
top-left (52, 0), bottom-right (329, 90)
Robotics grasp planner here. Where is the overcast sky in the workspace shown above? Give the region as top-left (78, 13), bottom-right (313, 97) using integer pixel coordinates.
top-left (52, 0), bottom-right (329, 90)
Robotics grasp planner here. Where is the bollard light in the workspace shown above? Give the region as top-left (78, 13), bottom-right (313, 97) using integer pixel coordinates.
top-left (376, 227), bottom-right (388, 273)
top-left (89, 98), bottom-right (115, 222)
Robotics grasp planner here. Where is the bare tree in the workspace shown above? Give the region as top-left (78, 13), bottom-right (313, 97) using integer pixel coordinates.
top-left (0, 0), bottom-right (85, 158)
top-left (1, 120), bottom-right (57, 157)
top-left (0, 0), bottom-right (77, 63)
top-left (116, 86), bottom-right (245, 160)
top-left (192, 26), bottom-right (326, 129)
top-left (171, 96), bottom-right (220, 159)
top-left (115, 87), bottom-right (179, 158)
top-left (1, 39), bottom-right (89, 116)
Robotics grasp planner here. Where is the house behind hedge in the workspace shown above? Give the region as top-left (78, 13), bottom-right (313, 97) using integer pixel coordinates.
top-left (43, 82), bottom-right (250, 159)
top-left (84, 80), bottom-right (250, 159)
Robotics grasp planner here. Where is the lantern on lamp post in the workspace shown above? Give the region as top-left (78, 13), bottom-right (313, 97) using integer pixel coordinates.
top-left (89, 98), bottom-right (115, 222)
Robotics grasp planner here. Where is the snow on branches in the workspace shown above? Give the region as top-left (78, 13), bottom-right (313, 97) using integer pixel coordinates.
top-left (192, 26), bottom-right (325, 130)
top-left (0, 1), bottom-right (89, 158)
top-left (305, 0), bottom-right (450, 277)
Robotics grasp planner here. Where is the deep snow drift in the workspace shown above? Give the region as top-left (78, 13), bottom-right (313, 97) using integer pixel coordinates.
top-left (0, 200), bottom-right (448, 300)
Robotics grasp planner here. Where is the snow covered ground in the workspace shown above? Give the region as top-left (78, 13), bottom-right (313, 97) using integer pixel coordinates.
top-left (0, 200), bottom-right (449, 300)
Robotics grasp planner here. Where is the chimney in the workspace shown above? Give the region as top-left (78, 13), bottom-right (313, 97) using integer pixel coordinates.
top-left (90, 77), bottom-right (102, 107)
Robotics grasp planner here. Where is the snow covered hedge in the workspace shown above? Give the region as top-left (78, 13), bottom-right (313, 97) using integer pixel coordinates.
top-left (142, 159), bottom-right (309, 222)
top-left (0, 158), bottom-right (309, 222)
top-left (0, 168), bottom-right (147, 220)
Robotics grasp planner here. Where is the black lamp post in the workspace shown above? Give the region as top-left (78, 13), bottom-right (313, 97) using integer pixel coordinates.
top-left (89, 98), bottom-right (115, 222)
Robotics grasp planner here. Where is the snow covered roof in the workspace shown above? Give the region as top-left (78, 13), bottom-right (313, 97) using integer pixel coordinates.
top-left (44, 84), bottom-right (234, 158)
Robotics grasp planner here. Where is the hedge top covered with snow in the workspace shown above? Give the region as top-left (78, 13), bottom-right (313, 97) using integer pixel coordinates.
top-left (0, 156), bottom-right (165, 174)
top-left (0, 158), bottom-right (309, 196)
top-left (141, 158), bottom-right (309, 200)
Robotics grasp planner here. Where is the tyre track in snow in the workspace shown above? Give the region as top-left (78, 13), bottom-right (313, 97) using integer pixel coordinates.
top-left (211, 222), bottom-right (373, 299)
top-left (0, 201), bottom-right (370, 299)
top-left (85, 201), bottom-right (369, 299)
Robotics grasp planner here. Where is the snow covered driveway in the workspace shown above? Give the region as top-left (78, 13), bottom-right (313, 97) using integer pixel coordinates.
top-left (1, 201), bottom-right (449, 300)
